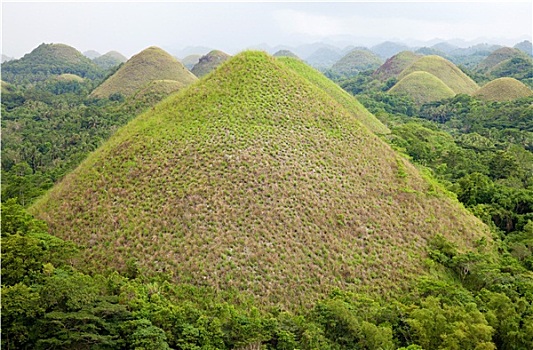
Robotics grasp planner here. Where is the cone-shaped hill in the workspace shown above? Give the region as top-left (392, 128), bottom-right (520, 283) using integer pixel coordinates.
top-left (191, 50), bottom-right (231, 77)
top-left (1, 43), bottom-right (103, 83)
top-left (331, 49), bottom-right (383, 77)
top-left (90, 46), bottom-right (197, 99)
top-left (277, 57), bottom-right (390, 134)
top-left (273, 50), bottom-right (299, 59)
top-left (373, 51), bottom-right (421, 81)
top-left (476, 47), bottom-right (531, 72)
top-left (31, 51), bottom-right (490, 307)
top-left (389, 71), bottom-right (456, 105)
top-left (399, 55), bottom-right (479, 95)
top-left (474, 77), bottom-right (533, 101)
top-left (93, 51), bottom-right (128, 70)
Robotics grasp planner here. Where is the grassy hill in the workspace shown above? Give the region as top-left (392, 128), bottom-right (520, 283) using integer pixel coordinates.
top-left (180, 54), bottom-right (201, 70)
top-left (191, 50), bottom-right (231, 78)
top-left (331, 49), bottom-right (383, 77)
top-left (93, 51), bottom-right (127, 70)
top-left (273, 50), bottom-right (299, 59)
top-left (476, 47), bottom-right (531, 72)
top-left (489, 56), bottom-right (533, 81)
top-left (389, 71), bottom-right (456, 105)
top-left (90, 46), bottom-right (197, 99)
top-left (473, 77), bottom-right (533, 101)
top-left (31, 51), bottom-right (490, 307)
top-left (373, 51), bottom-right (421, 81)
top-left (304, 47), bottom-right (342, 71)
top-left (127, 79), bottom-right (187, 107)
top-left (278, 57), bottom-right (390, 134)
top-left (1, 43), bottom-right (104, 83)
top-left (399, 55), bottom-right (479, 94)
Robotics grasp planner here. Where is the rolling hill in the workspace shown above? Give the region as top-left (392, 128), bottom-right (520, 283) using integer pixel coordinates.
top-left (304, 47), bottom-right (342, 71)
top-left (514, 40), bottom-right (533, 56)
top-left (273, 50), bottom-right (299, 59)
top-left (93, 51), bottom-right (128, 70)
top-left (476, 47), bottom-right (531, 72)
top-left (330, 49), bottom-right (383, 77)
top-left (90, 46), bottom-right (197, 99)
top-left (473, 77), bottom-right (533, 101)
top-left (31, 51), bottom-right (490, 307)
top-left (399, 55), bottom-right (479, 94)
top-left (1, 43), bottom-right (104, 83)
top-left (370, 41), bottom-right (410, 60)
top-left (191, 50), bottom-right (231, 78)
top-left (373, 51), bottom-right (421, 81)
top-left (389, 71), bottom-right (456, 105)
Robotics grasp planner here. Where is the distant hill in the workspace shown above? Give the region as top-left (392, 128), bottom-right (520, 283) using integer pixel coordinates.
top-left (1, 43), bottom-right (104, 83)
top-left (90, 46), bottom-right (197, 99)
top-left (431, 42), bottom-right (458, 54)
top-left (399, 55), bottom-right (479, 95)
top-left (304, 47), bottom-right (342, 71)
top-left (415, 47), bottom-right (448, 58)
top-left (1, 54), bottom-right (14, 63)
top-left (489, 56), bottom-right (533, 81)
top-left (330, 49), bottom-right (383, 77)
top-left (83, 50), bottom-right (101, 59)
top-left (476, 47), bottom-right (531, 72)
top-left (473, 77), bottom-right (533, 101)
top-left (191, 50), bottom-right (231, 78)
top-left (389, 71), bottom-right (456, 105)
top-left (514, 40), bottom-right (533, 56)
top-left (31, 51), bottom-right (490, 307)
top-left (370, 41), bottom-right (410, 59)
top-left (273, 50), bottom-right (299, 59)
top-left (180, 54), bottom-right (201, 70)
top-left (93, 51), bottom-right (127, 70)
top-left (373, 51), bottom-right (421, 81)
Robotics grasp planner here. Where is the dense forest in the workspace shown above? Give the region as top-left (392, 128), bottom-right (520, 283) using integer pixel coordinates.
top-left (2, 42), bottom-right (533, 349)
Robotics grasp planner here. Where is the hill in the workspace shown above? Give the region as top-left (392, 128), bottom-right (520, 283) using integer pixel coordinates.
top-left (127, 79), bottom-right (187, 107)
top-left (191, 50), bottom-right (231, 78)
top-left (330, 49), bottom-right (383, 77)
top-left (373, 51), bottom-right (421, 81)
top-left (399, 55), bottom-right (479, 94)
top-left (473, 77), bottom-right (533, 101)
top-left (1, 54), bottom-right (14, 63)
top-left (90, 46), bottom-right (197, 99)
top-left (1, 43), bottom-right (104, 83)
top-left (93, 51), bottom-right (127, 70)
top-left (83, 50), bottom-right (101, 59)
top-left (304, 47), bottom-right (342, 71)
top-left (370, 41), bottom-right (410, 59)
top-left (180, 54), bottom-right (201, 70)
top-left (273, 50), bottom-right (299, 59)
top-left (476, 47), bottom-right (531, 72)
top-left (489, 56), bottom-right (533, 81)
top-left (53, 73), bottom-right (84, 82)
top-left (514, 40), bottom-right (533, 56)
top-left (278, 57), bottom-right (390, 134)
top-left (31, 51), bottom-right (490, 307)
top-left (389, 71), bottom-right (456, 105)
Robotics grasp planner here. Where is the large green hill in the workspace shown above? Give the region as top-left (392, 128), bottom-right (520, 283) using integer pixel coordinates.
top-left (389, 71), bottom-right (456, 105)
top-left (399, 55), bottom-right (479, 94)
top-left (31, 51), bottom-right (490, 307)
top-left (90, 46), bottom-right (197, 99)
top-left (473, 77), bottom-right (533, 101)
top-left (191, 50), bottom-right (231, 78)
top-left (373, 51), bottom-right (421, 81)
top-left (331, 49), bottom-right (383, 77)
top-left (1, 43), bottom-right (104, 83)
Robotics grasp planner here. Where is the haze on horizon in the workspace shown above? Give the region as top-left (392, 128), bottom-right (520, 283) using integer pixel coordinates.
top-left (2, 1), bottom-right (532, 59)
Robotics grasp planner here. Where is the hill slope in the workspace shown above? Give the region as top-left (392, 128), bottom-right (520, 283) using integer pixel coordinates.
top-left (304, 47), bottom-right (342, 71)
top-left (93, 51), bottom-right (127, 70)
top-left (1, 43), bottom-right (104, 83)
top-left (31, 51), bottom-right (490, 307)
top-left (373, 51), bottom-right (421, 81)
top-left (90, 46), bottom-right (196, 98)
top-left (473, 77), bottom-right (533, 101)
top-left (273, 50), bottom-right (299, 58)
top-left (476, 47), bottom-right (531, 72)
top-left (278, 57), bottom-right (390, 134)
top-left (191, 50), bottom-right (231, 78)
top-left (180, 54), bottom-right (201, 70)
top-left (389, 71), bottom-right (456, 105)
top-left (331, 49), bottom-right (383, 77)
top-left (399, 55), bottom-right (479, 94)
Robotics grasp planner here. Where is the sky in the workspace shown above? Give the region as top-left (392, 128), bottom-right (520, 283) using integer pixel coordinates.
top-left (2, 1), bottom-right (532, 59)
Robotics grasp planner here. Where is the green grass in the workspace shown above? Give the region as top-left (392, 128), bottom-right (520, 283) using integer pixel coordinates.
top-left (331, 49), bottom-right (383, 77)
top-left (31, 51), bottom-right (491, 308)
top-left (389, 71), bottom-right (456, 105)
top-left (399, 55), bottom-right (479, 94)
top-left (191, 50), bottom-right (231, 78)
top-left (53, 73), bottom-right (85, 82)
top-left (474, 77), bottom-right (533, 101)
top-left (373, 51), bottom-right (421, 81)
top-left (90, 46), bottom-right (197, 98)
top-left (277, 56), bottom-right (390, 134)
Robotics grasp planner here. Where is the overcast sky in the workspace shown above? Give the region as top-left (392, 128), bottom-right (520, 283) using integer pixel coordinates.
top-left (2, 1), bottom-right (532, 58)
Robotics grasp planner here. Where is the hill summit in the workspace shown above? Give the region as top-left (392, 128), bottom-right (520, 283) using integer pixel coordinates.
top-left (474, 77), bottom-right (533, 101)
top-left (191, 50), bottom-right (231, 77)
top-left (373, 51), bottom-right (421, 81)
top-left (32, 51), bottom-right (490, 307)
top-left (331, 49), bottom-right (383, 77)
top-left (389, 71), bottom-right (455, 105)
top-left (90, 46), bottom-right (196, 99)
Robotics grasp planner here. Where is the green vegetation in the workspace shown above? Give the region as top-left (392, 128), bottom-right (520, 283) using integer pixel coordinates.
top-left (477, 47), bottom-right (531, 72)
top-left (31, 51), bottom-right (489, 308)
top-left (399, 55), bottom-right (479, 94)
top-left (474, 78), bottom-right (533, 101)
top-left (373, 51), bottom-right (421, 81)
top-left (180, 54), bottom-right (201, 70)
top-left (93, 50), bottom-right (128, 70)
top-left (1, 43), bottom-right (105, 84)
top-left (330, 49), bottom-right (383, 78)
top-left (273, 50), bottom-right (299, 58)
top-left (90, 46), bottom-right (197, 98)
top-left (191, 49), bottom-right (231, 77)
top-left (304, 47), bottom-right (342, 71)
top-left (389, 71), bottom-right (456, 105)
